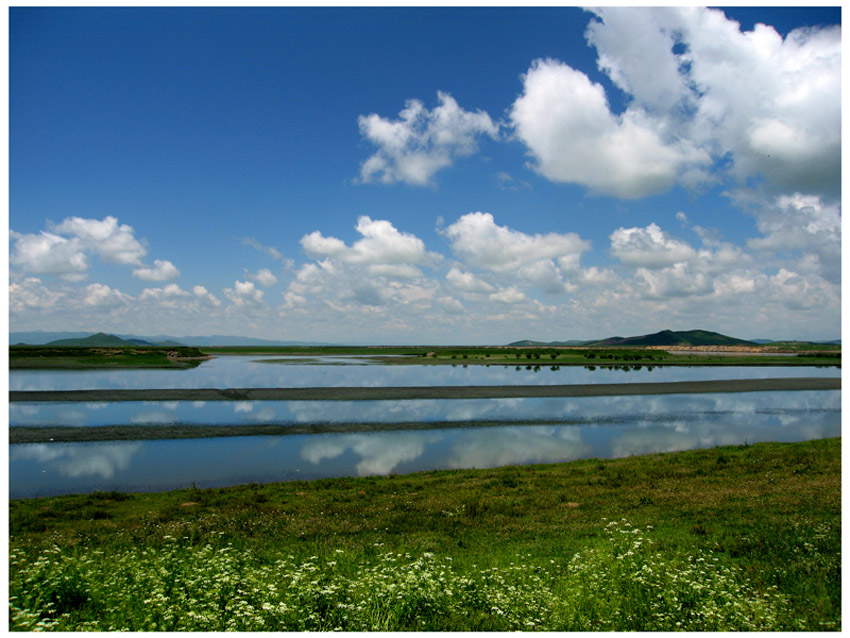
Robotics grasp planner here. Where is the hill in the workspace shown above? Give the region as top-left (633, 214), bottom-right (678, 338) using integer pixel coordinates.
top-left (11, 331), bottom-right (334, 347)
top-left (591, 329), bottom-right (756, 347)
top-left (509, 329), bottom-right (757, 348)
top-left (44, 333), bottom-right (182, 347)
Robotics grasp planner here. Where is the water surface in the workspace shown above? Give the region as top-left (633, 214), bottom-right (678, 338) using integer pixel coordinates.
top-left (9, 389), bottom-right (840, 498)
top-left (9, 355), bottom-right (840, 392)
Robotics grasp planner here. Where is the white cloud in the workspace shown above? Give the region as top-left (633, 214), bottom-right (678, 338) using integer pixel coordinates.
top-left (9, 277), bottom-right (65, 311)
top-left (52, 216), bottom-right (146, 266)
top-left (224, 280), bottom-right (266, 309)
top-left (133, 259), bottom-right (180, 281)
top-left (585, 7), bottom-right (841, 199)
top-left (445, 267), bottom-right (495, 293)
top-left (746, 193), bottom-right (841, 283)
top-left (634, 263), bottom-right (714, 300)
top-left (11, 216), bottom-right (149, 277)
top-left (490, 286), bottom-right (527, 305)
top-left (301, 232), bottom-right (347, 258)
top-left (610, 223), bottom-right (697, 268)
top-left (193, 285), bottom-right (222, 307)
top-left (509, 58), bottom-right (709, 198)
top-left (348, 216), bottom-right (430, 265)
top-left (139, 283), bottom-right (190, 301)
top-left (82, 283), bottom-right (132, 308)
top-left (10, 231), bottom-right (88, 276)
top-left (300, 216), bottom-right (435, 279)
top-left (358, 91), bottom-right (499, 186)
top-left (444, 212), bottom-right (589, 273)
top-left (246, 268), bottom-right (278, 287)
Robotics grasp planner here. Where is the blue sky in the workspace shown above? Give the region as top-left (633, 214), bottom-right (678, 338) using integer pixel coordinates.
top-left (9, 6), bottom-right (841, 343)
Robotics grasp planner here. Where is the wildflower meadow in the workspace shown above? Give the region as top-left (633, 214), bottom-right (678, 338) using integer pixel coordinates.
top-left (9, 438), bottom-right (841, 631)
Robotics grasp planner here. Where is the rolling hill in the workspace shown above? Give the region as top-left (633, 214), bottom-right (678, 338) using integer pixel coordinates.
top-left (509, 329), bottom-right (757, 348)
top-left (44, 333), bottom-right (182, 347)
top-left (591, 329), bottom-right (756, 347)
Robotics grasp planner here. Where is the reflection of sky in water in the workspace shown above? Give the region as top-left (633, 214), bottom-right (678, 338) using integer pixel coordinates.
top-left (10, 390), bottom-right (840, 428)
top-left (9, 355), bottom-right (840, 391)
top-left (10, 391), bottom-right (840, 498)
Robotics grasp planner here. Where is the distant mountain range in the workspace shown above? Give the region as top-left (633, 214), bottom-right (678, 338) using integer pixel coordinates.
top-left (10, 331), bottom-right (333, 347)
top-left (508, 329), bottom-right (840, 348)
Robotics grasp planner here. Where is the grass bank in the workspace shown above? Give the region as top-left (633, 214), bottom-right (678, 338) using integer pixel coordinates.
top-left (9, 438), bottom-right (840, 631)
top-left (9, 346), bottom-right (208, 369)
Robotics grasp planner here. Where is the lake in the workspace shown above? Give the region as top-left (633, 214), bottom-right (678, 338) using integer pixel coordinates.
top-left (9, 355), bottom-right (841, 498)
top-left (9, 354), bottom-right (840, 391)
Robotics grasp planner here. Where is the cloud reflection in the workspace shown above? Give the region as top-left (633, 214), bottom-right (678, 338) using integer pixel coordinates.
top-left (444, 426), bottom-right (592, 469)
top-left (300, 431), bottom-right (443, 475)
top-left (609, 410), bottom-right (840, 458)
top-left (11, 442), bottom-right (142, 479)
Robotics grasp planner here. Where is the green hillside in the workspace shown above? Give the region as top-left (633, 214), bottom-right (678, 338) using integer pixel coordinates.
top-left (591, 329), bottom-right (756, 347)
top-left (45, 332), bottom-right (183, 347)
top-left (46, 332), bottom-right (135, 347)
top-left (509, 329), bottom-right (756, 348)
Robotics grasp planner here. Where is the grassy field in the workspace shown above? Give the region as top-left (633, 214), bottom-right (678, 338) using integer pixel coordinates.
top-left (9, 346), bottom-right (208, 369)
top-left (9, 438), bottom-right (840, 631)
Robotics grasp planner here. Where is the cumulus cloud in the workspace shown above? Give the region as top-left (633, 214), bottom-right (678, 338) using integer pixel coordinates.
top-left (82, 283), bottom-right (132, 308)
top-left (504, 8), bottom-right (840, 202)
top-left (445, 267), bottom-right (495, 293)
top-left (138, 283), bottom-right (192, 309)
top-left (301, 216), bottom-right (436, 280)
top-left (634, 263), bottom-right (714, 300)
top-left (358, 91), bottom-right (499, 186)
top-left (9, 277), bottom-right (64, 312)
top-left (746, 193), bottom-right (841, 283)
top-left (133, 259), bottom-right (180, 281)
top-left (610, 223), bottom-right (697, 268)
top-left (246, 268), bottom-right (278, 287)
top-left (51, 216), bottom-right (146, 265)
top-left (11, 216), bottom-right (149, 277)
top-left (193, 285), bottom-right (222, 307)
top-left (584, 7), bottom-right (841, 199)
top-left (444, 212), bottom-right (589, 273)
top-left (509, 58), bottom-right (709, 198)
top-left (490, 287), bottom-right (527, 305)
top-left (224, 280), bottom-right (266, 309)
top-left (10, 231), bottom-right (89, 276)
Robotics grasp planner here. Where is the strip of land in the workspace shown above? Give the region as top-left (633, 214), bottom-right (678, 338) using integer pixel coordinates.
top-left (11, 412), bottom-right (717, 443)
top-left (9, 376), bottom-right (839, 404)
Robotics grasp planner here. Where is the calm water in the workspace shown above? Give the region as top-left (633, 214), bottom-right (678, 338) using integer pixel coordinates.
top-left (8, 354), bottom-right (841, 391)
top-left (9, 356), bottom-right (841, 498)
top-left (10, 390), bottom-right (840, 498)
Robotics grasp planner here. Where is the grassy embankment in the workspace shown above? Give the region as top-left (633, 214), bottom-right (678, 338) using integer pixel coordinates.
top-left (9, 346), bottom-right (208, 369)
top-left (9, 438), bottom-right (840, 631)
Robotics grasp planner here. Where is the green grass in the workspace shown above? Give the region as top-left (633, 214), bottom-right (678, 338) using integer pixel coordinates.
top-left (9, 438), bottom-right (840, 631)
top-left (9, 346), bottom-right (207, 369)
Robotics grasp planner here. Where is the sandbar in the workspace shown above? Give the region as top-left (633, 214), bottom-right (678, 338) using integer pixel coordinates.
top-left (10, 376), bottom-right (839, 403)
